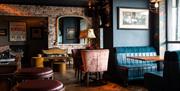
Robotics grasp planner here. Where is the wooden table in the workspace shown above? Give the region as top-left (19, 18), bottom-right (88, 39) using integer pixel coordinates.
top-left (32, 56), bottom-right (67, 66)
top-left (44, 56), bottom-right (67, 74)
top-left (127, 56), bottom-right (164, 61)
top-left (44, 56), bottom-right (67, 61)
top-left (127, 56), bottom-right (164, 71)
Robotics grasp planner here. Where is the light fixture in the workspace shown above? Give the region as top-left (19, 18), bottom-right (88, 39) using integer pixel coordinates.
top-left (154, 2), bottom-right (159, 8)
top-left (88, 0), bottom-right (95, 9)
top-left (79, 28), bottom-right (96, 45)
top-left (149, 0), bottom-right (161, 13)
top-left (87, 29), bottom-right (96, 39)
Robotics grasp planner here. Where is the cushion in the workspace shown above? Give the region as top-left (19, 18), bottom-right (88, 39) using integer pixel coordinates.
top-left (15, 80), bottom-right (64, 91)
top-left (15, 67), bottom-right (53, 77)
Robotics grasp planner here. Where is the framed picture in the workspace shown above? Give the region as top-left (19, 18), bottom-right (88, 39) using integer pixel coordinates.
top-left (66, 27), bottom-right (76, 40)
top-left (118, 8), bottom-right (149, 29)
top-left (30, 27), bottom-right (43, 39)
top-left (9, 22), bottom-right (26, 41)
top-left (0, 29), bottom-right (7, 36)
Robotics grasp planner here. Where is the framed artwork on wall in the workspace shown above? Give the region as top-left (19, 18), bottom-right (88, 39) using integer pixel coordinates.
top-left (66, 27), bottom-right (76, 40)
top-left (30, 27), bottom-right (43, 39)
top-left (118, 8), bottom-right (149, 29)
top-left (9, 22), bottom-right (26, 41)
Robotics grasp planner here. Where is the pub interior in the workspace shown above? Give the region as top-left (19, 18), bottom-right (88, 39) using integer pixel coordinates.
top-left (0, 0), bottom-right (180, 91)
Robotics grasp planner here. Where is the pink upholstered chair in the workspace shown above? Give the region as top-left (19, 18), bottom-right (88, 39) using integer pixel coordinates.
top-left (81, 49), bottom-right (109, 86)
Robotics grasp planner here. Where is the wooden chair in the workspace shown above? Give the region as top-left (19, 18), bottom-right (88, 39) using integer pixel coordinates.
top-left (42, 48), bottom-right (68, 71)
top-left (72, 49), bottom-right (83, 80)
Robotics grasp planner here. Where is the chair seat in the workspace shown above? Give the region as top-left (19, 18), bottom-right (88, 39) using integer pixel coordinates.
top-left (15, 67), bottom-right (53, 80)
top-left (14, 80), bottom-right (64, 91)
top-left (145, 71), bottom-right (163, 77)
top-left (16, 67), bottom-right (53, 76)
top-left (121, 64), bottom-right (157, 68)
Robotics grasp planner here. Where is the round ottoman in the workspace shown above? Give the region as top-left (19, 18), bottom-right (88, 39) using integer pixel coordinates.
top-left (32, 57), bottom-right (44, 67)
top-left (15, 67), bottom-right (53, 82)
top-left (13, 80), bottom-right (64, 91)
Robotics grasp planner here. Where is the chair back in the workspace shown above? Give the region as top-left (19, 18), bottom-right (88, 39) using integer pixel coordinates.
top-left (72, 49), bottom-right (82, 69)
top-left (81, 49), bottom-right (109, 72)
top-left (163, 51), bottom-right (180, 90)
top-left (42, 48), bottom-right (67, 57)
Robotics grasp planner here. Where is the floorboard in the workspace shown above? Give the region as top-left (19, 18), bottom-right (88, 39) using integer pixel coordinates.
top-left (54, 65), bottom-right (148, 91)
top-left (0, 64), bottom-right (148, 91)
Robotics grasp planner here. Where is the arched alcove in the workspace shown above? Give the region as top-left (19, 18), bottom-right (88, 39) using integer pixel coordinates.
top-left (56, 15), bottom-right (90, 45)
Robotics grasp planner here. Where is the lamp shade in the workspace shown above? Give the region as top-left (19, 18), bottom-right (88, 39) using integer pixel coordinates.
top-left (87, 29), bottom-right (96, 38)
top-left (79, 29), bottom-right (96, 38)
top-left (150, 0), bottom-right (161, 3)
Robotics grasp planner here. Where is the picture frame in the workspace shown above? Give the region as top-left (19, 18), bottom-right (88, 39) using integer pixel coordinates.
top-left (66, 27), bottom-right (76, 40)
top-left (30, 27), bottom-right (43, 39)
top-left (0, 29), bottom-right (7, 36)
top-left (118, 8), bottom-right (149, 29)
top-left (9, 22), bottom-right (26, 41)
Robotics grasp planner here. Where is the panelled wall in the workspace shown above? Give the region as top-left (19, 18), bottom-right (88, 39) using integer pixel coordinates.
top-left (112, 0), bottom-right (150, 47)
top-left (104, 0), bottom-right (162, 72)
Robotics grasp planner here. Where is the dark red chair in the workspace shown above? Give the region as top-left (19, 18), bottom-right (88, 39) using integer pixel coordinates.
top-left (72, 49), bottom-right (83, 80)
top-left (15, 67), bottom-right (53, 82)
top-left (12, 80), bottom-right (64, 91)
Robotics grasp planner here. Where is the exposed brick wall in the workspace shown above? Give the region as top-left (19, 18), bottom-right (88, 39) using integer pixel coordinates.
top-left (0, 4), bottom-right (88, 48)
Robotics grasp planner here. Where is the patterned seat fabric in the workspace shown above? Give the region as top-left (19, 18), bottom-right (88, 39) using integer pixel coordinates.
top-left (114, 46), bottom-right (157, 86)
top-left (81, 49), bottom-right (109, 72)
top-left (81, 49), bottom-right (109, 86)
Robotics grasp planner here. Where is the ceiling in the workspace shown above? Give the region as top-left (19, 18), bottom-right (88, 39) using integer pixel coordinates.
top-left (0, 0), bottom-right (89, 7)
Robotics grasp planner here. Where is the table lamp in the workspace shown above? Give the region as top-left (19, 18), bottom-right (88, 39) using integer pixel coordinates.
top-left (79, 28), bottom-right (96, 47)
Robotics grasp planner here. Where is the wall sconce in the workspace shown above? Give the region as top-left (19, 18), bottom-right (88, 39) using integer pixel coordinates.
top-left (88, 0), bottom-right (95, 9)
top-left (149, 0), bottom-right (161, 13)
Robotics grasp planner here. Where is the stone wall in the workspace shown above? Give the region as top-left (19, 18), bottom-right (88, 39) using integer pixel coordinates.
top-left (0, 4), bottom-right (88, 48)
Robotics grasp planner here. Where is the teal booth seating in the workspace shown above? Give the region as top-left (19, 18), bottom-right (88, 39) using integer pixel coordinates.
top-left (114, 46), bottom-right (157, 86)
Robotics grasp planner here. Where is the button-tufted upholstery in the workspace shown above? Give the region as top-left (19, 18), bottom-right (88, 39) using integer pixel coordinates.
top-left (114, 46), bottom-right (157, 86)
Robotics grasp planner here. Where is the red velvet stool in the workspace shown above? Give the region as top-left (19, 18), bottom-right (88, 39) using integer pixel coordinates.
top-left (15, 67), bottom-right (53, 82)
top-left (12, 80), bottom-right (64, 91)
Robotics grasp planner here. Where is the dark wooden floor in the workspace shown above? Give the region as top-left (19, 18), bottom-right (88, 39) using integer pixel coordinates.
top-left (54, 65), bottom-right (148, 91)
top-left (0, 64), bottom-right (148, 91)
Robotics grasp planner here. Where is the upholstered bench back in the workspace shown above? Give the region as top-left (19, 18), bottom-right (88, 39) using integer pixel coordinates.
top-left (115, 46), bottom-right (157, 65)
top-left (163, 51), bottom-right (180, 89)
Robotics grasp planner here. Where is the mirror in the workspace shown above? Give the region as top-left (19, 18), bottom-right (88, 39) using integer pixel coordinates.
top-left (56, 16), bottom-right (90, 45)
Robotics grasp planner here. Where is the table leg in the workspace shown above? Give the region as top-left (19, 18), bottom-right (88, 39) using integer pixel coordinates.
top-left (157, 61), bottom-right (164, 71)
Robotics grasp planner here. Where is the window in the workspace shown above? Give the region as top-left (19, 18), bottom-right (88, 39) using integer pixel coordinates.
top-left (167, 0), bottom-right (180, 50)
